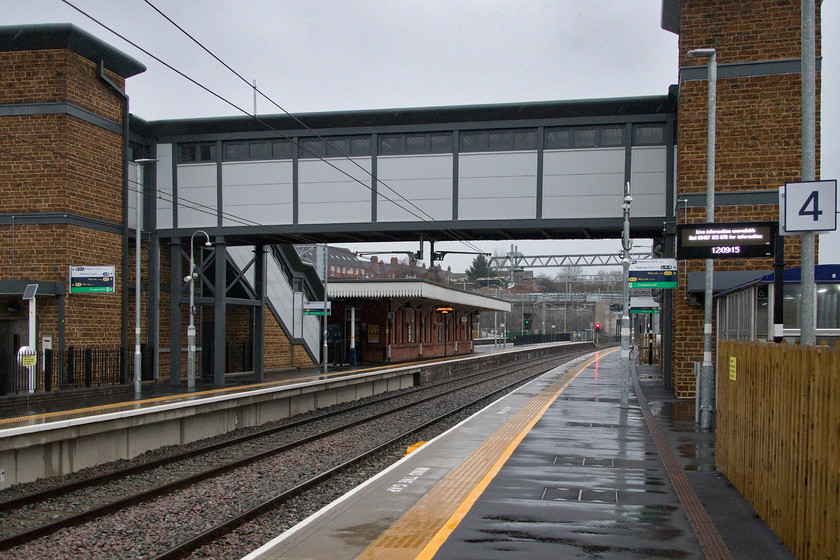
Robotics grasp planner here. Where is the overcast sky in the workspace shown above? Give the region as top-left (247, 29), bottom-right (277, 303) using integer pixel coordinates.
top-left (3, 0), bottom-right (838, 275)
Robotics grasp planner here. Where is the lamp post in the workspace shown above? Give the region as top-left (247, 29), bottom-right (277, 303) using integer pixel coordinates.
top-left (187, 230), bottom-right (211, 390)
top-left (688, 47), bottom-right (716, 429)
top-left (620, 181), bottom-right (632, 410)
top-left (133, 159), bottom-right (156, 395)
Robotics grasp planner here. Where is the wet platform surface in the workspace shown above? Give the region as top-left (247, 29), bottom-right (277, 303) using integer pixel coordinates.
top-left (426, 350), bottom-right (703, 560)
top-left (247, 348), bottom-right (794, 560)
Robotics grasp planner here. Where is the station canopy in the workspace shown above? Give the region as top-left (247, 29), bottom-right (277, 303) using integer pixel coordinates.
top-left (327, 279), bottom-right (511, 313)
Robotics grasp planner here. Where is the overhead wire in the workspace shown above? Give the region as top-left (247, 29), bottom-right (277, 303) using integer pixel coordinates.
top-left (140, 0), bottom-right (486, 256)
top-left (61, 0), bottom-right (486, 256)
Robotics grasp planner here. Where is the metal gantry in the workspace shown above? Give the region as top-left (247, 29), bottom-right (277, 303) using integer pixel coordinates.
top-left (488, 252), bottom-right (651, 270)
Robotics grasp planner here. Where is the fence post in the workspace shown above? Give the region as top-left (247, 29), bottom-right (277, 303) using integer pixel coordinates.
top-left (66, 346), bottom-right (75, 387)
top-left (44, 348), bottom-right (52, 392)
top-left (119, 346), bottom-right (126, 384)
top-left (84, 348), bottom-right (92, 388)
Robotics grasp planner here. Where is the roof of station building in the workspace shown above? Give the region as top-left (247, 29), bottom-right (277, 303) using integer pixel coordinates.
top-left (328, 279), bottom-right (511, 312)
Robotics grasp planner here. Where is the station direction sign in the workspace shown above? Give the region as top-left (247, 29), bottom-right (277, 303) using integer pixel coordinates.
top-left (69, 266), bottom-right (115, 294)
top-left (303, 301), bottom-right (331, 316)
top-left (630, 297), bottom-right (660, 314)
top-left (628, 259), bottom-right (678, 289)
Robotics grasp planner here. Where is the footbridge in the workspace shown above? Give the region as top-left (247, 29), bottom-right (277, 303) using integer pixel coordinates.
top-left (135, 94), bottom-right (677, 245)
top-left (131, 94), bottom-right (678, 384)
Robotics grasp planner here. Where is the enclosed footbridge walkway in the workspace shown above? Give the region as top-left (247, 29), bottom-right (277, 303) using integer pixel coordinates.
top-left (131, 95), bottom-right (682, 386)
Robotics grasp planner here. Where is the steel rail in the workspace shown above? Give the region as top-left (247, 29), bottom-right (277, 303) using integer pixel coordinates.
top-left (148, 353), bottom-right (587, 560)
top-left (0, 348), bottom-right (590, 551)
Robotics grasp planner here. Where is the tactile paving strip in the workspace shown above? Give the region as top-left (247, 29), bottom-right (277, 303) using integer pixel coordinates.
top-left (354, 351), bottom-right (608, 560)
top-left (632, 371), bottom-right (733, 560)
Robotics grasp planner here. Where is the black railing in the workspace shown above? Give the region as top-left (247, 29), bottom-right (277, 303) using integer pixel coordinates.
top-left (226, 341), bottom-right (253, 374)
top-left (0, 345), bottom-right (155, 396)
top-left (204, 342), bottom-right (254, 379)
top-left (512, 332), bottom-right (572, 346)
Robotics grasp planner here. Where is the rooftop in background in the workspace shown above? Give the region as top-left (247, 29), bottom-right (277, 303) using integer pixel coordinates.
top-left (328, 278), bottom-right (511, 313)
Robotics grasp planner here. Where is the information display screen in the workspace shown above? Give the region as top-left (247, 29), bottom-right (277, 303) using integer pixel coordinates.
top-left (676, 222), bottom-right (776, 260)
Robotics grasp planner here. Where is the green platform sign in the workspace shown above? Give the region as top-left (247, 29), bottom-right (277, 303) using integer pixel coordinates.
top-left (303, 301), bottom-right (331, 316)
top-left (630, 296), bottom-right (660, 314)
top-left (69, 266), bottom-right (115, 294)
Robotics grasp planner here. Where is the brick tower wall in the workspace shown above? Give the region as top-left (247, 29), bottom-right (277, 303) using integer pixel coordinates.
top-left (0, 48), bottom-right (128, 352)
top-left (671, 1), bottom-right (821, 397)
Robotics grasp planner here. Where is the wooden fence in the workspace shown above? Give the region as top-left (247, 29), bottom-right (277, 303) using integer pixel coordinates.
top-left (717, 340), bottom-right (840, 560)
top-left (636, 333), bottom-right (661, 364)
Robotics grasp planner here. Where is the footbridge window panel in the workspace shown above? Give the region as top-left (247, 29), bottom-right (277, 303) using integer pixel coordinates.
top-left (458, 151), bottom-right (538, 221)
top-left (177, 163), bottom-right (218, 228)
top-left (380, 132), bottom-right (453, 156)
top-left (156, 143), bottom-right (174, 229)
top-left (377, 154), bottom-right (453, 222)
top-left (460, 129), bottom-right (538, 152)
top-left (298, 157), bottom-right (372, 224)
top-left (127, 162), bottom-right (140, 230)
top-left (542, 148), bottom-right (625, 219)
top-left (629, 146), bottom-right (668, 218)
top-left (222, 160), bottom-right (293, 226)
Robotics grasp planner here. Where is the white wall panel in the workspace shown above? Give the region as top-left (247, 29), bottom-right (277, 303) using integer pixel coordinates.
top-left (299, 157), bottom-right (371, 224)
top-left (458, 152), bottom-right (537, 220)
top-left (630, 146), bottom-right (667, 217)
top-left (377, 154), bottom-right (453, 222)
top-left (177, 163), bottom-right (217, 228)
top-left (543, 148), bottom-right (625, 219)
top-left (127, 162), bottom-right (139, 230)
top-left (156, 143), bottom-right (173, 229)
top-left (222, 161), bottom-right (293, 226)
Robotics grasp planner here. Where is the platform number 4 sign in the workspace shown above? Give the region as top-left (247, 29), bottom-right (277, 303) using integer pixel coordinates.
top-left (782, 180), bottom-right (837, 233)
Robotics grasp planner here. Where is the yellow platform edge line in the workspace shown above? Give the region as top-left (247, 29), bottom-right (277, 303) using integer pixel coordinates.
top-left (0, 365), bottom-right (394, 426)
top-left (354, 348), bottom-right (615, 560)
top-left (1, 352), bottom-right (556, 427)
top-left (414, 350), bottom-right (612, 560)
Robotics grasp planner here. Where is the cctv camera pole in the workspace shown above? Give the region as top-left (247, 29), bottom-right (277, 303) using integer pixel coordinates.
top-left (187, 230), bottom-right (211, 390)
top-left (620, 182), bottom-right (632, 409)
top-left (323, 244), bottom-right (329, 375)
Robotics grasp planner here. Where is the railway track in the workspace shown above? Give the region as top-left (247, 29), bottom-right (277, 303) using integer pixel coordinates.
top-left (0, 348), bottom-right (593, 559)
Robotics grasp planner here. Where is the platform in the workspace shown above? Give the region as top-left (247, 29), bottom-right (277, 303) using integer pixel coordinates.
top-left (245, 348), bottom-right (793, 560)
top-left (0, 342), bottom-right (591, 490)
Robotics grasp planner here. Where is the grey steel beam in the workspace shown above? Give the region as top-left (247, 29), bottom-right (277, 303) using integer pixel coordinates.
top-left (214, 237), bottom-right (227, 385)
top-left (148, 232), bottom-right (160, 381)
top-left (169, 241), bottom-right (182, 386)
top-left (253, 244), bottom-right (266, 381)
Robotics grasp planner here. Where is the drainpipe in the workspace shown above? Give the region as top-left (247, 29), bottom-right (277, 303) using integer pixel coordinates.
top-left (99, 61), bottom-right (130, 382)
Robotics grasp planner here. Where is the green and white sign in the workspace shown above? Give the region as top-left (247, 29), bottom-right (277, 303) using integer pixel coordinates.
top-left (69, 266), bottom-right (116, 294)
top-left (629, 258), bottom-right (678, 289)
top-left (303, 301), bottom-right (331, 316)
top-left (630, 297), bottom-right (660, 314)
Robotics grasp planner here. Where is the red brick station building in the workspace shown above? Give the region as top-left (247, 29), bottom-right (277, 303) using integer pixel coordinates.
top-left (0, 2), bottom-right (823, 398)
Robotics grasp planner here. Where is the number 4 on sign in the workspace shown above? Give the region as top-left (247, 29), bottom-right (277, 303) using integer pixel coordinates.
top-left (799, 191), bottom-right (822, 221)
top-left (783, 180), bottom-right (837, 233)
